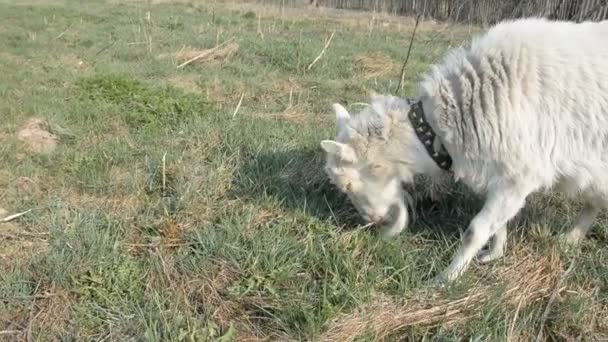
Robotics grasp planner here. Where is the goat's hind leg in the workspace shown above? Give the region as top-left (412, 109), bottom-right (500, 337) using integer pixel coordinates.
top-left (563, 202), bottom-right (601, 245)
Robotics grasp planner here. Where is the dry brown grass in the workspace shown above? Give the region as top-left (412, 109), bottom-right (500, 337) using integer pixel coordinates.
top-left (320, 246), bottom-right (566, 341)
top-left (58, 54), bottom-right (90, 72)
top-left (33, 287), bottom-right (75, 339)
top-left (0, 51), bottom-right (28, 65)
top-left (160, 43), bottom-right (240, 67)
top-left (249, 109), bottom-right (308, 125)
top-left (17, 118), bottom-right (59, 154)
top-left (166, 75), bottom-right (201, 93)
top-left (0, 283), bottom-right (74, 341)
top-left (188, 260), bottom-right (244, 327)
top-left (271, 78), bottom-right (303, 94)
top-left (64, 190), bottom-right (142, 215)
top-left (353, 53), bottom-right (396, 79)
top-left (0, 206), bottom-right (49, 273)
top-left (0, 231), bottom-right (48, 273)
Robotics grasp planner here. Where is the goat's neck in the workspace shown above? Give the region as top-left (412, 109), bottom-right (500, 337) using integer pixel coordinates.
top-left (410, 140), bottom-right (444, 177)
top-left (389, 125), bottom-right (444, 181)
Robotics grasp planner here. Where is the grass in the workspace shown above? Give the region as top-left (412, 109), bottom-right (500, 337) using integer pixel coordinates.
top-left (0, 0), bottom-right (606, 340)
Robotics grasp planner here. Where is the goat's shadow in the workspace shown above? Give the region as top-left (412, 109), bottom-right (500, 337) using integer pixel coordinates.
top-left (230, 146), bottom-right (608, 253)
top-left (230, 146), bottom-right (489, 240)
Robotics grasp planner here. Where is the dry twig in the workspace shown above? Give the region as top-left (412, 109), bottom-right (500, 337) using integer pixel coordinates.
top-left (177, 38), bottom-right (235, 68)
top-left (396, 14), bottom-right (421, 93)
top-left (232, 93), bottom-right (245, 119)
top-left (1, 209), bottom-right (32, 223)
top-left (161, 152), bottom-right (168, 197)
top-left (307, 31), bottom-right (335, 71)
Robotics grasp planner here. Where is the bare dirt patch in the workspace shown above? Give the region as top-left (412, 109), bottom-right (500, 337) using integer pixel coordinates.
top-left (17, 118), bottom-right (59, 154)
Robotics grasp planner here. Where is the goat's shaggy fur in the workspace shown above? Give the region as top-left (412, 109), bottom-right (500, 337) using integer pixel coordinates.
top-left (321, 17), bottom-right (608, 283)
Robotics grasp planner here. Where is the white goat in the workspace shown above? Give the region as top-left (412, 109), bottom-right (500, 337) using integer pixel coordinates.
top-left (321, 17), bottom-right (608, 283)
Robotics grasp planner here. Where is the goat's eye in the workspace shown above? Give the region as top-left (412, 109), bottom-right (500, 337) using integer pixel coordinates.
top-left (346, 182), bottom-right (353, 192)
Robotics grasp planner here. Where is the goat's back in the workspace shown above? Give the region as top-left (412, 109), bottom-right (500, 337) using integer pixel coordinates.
top-left (421, 18), bottom-right (608, 194)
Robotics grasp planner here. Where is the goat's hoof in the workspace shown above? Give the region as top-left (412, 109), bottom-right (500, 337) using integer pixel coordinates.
top-left (430, 273), bottom-right (449, 288)
top-left (561, 231), bottom-right (583, 246)
top-left (558, 232), bottom-right (583, 253)
top-left (475, 248), bottom-right (503, 264)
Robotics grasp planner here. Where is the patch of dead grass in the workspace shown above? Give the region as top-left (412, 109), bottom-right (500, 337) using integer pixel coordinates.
top-left (17, 118), bottom-right (59, 154)
top-left (320, 246), bottom-right (566, 341)
top-left (34, 287), bottom-right (75, 339)
top-left (188, 260), bottom-right (246, 328)
top-left (271, 78), bottom-right (303, 95)
top-left (0, 283), bottom-right (72, 339)
top-left (242, 206), bottom-right (285, 239)
top-left (0, 207), bottom-right (49, 272)
top-left (160, 43), bottom-right (239, 67)
top-left (59, 54), bottom-right (90, 72)
top-left (0, 51), bottom-right (28, 65)
top-left (353, 53), bottom-right (396, 79)
top-left (166, 75), bottom-right (201, 93)
top-left (249, 109), bottom-right (307, 124)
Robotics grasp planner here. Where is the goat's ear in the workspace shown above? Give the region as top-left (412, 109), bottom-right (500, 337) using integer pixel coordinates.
top-left (332, 103), bottom-right (350, 130)
top-left (320, 140), bottom-right (357, 163)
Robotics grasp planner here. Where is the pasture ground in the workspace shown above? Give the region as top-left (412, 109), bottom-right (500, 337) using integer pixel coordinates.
top-left (0, 0), bottom-right (606, 340)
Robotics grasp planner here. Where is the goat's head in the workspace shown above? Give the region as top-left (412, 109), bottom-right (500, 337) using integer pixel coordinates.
top-left (320, 96), bottom-right (418, 237)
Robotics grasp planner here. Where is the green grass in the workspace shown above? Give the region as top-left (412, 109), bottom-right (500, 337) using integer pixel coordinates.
top-left (0, 0), bottom-right (606, 340)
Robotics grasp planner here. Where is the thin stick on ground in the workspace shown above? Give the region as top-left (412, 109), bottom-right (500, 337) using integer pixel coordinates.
top-left (257, 12), bottom-right (264, 40)
top-left (232, 93), bottom-right (245, 119)
top-left (0, 331), bottom-right (20, 336)
top-left (25, 281), bottom-right (41, 342)
top-left (307, 31), bottom-right (335, 71)
top-left (535, 256), bottom-right (576, 342)
top-left (176, 38), bottom-right (235, 68)
top-left (162, 152), bottom-right (167, 196)
top-left (1, 209), bottom-right (32, 223)
top-left (395, 14), bottom-right (421, 93)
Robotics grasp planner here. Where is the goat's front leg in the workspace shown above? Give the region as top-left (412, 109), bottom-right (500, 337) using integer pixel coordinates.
top-left (434, 185), bottom-right (531, 284)
top-left (476, 226), bottom-right (507, 263)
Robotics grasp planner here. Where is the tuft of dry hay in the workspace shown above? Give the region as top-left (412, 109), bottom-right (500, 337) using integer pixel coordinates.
top-left (249, 109), bottom-right (307, 124)
top-left (353, 53), bottom-right (396, 79)
top-left (0, 206), bottom-right (48, 272)
top-left (320, 247), bottom-right (565, 341)
top-left (17, 118), bottom-right (59, 154)
top-left (190, 260), bottom-right (244, 326)
top-left (160, 42), bottom-right (239, 67)
top-left (166, 75), bottom-right (201, 93)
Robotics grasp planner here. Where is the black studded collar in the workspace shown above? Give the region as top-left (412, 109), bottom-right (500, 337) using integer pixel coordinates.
top-left (407, 99), bottom-right (452, 171)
